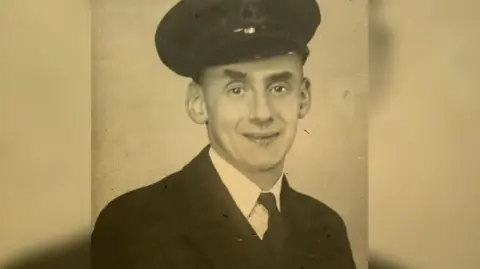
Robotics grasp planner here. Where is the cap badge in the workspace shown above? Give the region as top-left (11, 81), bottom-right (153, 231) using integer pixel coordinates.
top-left (243, 26), bottom-right (256, 34)
top-left (233, 26), bottom-right (256, 35)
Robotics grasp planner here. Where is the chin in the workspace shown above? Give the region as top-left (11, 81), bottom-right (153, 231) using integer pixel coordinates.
top-left (243, 157), bottom-right (283, 172)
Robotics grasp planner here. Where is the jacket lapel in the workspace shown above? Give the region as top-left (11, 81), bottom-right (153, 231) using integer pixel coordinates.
top-left (180, 146), bottom-right (269, 269)
top-left (280, 177), bottom-right (323, 268)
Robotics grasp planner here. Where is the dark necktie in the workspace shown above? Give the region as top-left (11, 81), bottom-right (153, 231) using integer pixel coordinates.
top-left (258, 192), bottom-right (285, 261)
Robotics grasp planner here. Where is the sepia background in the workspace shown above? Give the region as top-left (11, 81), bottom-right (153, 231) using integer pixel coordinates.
top-left (91, 0), bottom-right (368, 268)
top-left (369, 0), bottom-right (480, 268)
top-left (0, 0), bottom-right (91, 268)
top-left (1, 0), bottom-right (479, 269)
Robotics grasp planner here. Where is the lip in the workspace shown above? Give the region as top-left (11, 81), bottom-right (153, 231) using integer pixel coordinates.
top-left (242, 132), bottom-right (280, 139)
top-left (242, 132), bottom-right (281, 146)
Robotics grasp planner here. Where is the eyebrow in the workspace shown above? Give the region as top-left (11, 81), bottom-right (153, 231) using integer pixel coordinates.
top-left (223, 69), bottom-right (248, 80)
top-left (265, 71), bottom-right (293, 84)
top-left (222, 69), bottom-right (294, 83)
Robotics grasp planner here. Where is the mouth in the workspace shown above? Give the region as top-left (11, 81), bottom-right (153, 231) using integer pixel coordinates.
top-left (242, 132), bottom-right (281, 146)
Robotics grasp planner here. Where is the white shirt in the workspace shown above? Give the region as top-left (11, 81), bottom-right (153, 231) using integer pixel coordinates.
top-left (209, 148), bottom-right (283, 239)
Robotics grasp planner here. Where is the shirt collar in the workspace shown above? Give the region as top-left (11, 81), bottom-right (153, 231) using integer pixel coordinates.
top-left (209, 148), bottom-right (283, 218)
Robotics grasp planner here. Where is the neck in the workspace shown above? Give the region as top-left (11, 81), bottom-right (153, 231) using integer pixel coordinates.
top-left (242, 164), bottom-right (284, 191)
top-left (212, 145), bottom-right (284, 191)
top-left (211, 145), bottom-right (284, 191)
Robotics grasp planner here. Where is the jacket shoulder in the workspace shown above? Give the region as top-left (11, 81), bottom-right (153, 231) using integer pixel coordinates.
top-left (290, 189), bottom-right (348, 228)
top-left (290, 188), bottom-right (356, 267)
top-left (93, 169), bottom-right (187, 232)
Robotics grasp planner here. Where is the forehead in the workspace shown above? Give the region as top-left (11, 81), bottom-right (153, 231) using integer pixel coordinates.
top-left (201, 53), bottom-right (303, 80)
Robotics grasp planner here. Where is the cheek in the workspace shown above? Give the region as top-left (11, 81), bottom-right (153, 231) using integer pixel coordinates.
top-left (206, 99), bottom-right (246, 128)
top-left (272, 97), bottom-right (300, 121)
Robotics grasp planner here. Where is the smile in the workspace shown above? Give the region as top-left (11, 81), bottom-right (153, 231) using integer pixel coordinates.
top-left (242, 132), bottom-right (280, 146)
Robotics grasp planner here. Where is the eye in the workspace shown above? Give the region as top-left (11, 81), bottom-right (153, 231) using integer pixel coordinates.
top-left (231, 87), bottom-right (243, 94)
top-left (227, 86), bottom-right (245, 95)
top-left (269, 85), bottom-right (288, 94)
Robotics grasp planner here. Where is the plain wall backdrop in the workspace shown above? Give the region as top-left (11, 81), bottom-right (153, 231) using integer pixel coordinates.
top-left (369, 1), bottom-right (480, 268)
top-left (0, 0), bottom-right (91, 267)
top-left (92, 0), bottom-right (368, 268)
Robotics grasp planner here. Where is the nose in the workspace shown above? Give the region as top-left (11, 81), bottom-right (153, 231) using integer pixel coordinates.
top-left (249, 90), bottom-right (273, 127)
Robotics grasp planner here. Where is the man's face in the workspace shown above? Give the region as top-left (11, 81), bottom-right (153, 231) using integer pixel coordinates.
top-left (190, 53), bottom-right (311, 173)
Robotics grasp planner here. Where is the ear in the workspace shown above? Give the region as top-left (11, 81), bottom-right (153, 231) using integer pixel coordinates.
top-left (185, 81), bottom-right (208, 124)
top-left (298, 77), bottom-right (312, 119)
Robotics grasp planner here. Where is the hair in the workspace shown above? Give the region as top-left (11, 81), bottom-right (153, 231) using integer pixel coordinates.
top-left (191, 47), bottom-right (310, 84)
top-left (192, 70), bottom-right (206, 85)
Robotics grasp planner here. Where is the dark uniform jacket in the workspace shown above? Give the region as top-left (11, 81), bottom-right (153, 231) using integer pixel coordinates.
top-left (91, 145), bottom-right (356, 269)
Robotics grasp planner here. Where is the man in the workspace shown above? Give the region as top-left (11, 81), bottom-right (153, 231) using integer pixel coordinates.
top-left (91, 0), bottom-right (357, 268)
